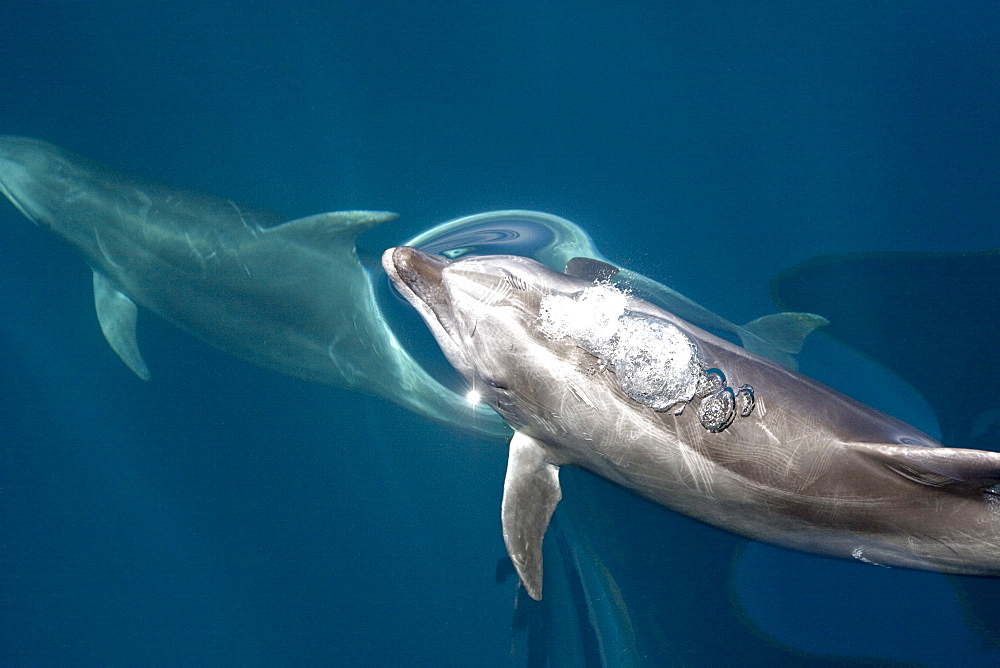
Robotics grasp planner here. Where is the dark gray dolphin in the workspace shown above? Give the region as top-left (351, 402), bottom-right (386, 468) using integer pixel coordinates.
top-left (383, 246), bottom-right (1000, 600)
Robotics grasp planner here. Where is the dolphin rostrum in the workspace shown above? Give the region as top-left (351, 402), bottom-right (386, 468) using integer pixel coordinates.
top-left (0, 136), bottom-right (506, 437)
top-left (383, 246), bottom-right (1000, 600)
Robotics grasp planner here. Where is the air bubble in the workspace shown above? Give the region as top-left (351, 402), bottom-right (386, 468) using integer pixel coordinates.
top-left (698, 368), bottom-right (726, 397)
top-left (611, 314), bottom-right (702, 412)
top-left (736, 384), bottom-right (755, 418)
top-left (538, 286), bottom-right (704, 413)
top-left (699, 387), bottom-right (736, 432)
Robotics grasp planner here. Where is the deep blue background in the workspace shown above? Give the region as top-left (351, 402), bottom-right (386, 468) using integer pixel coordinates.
top-left (0, 2), bottom-right (998, 665)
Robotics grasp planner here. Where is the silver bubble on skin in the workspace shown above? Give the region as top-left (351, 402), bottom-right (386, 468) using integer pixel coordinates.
top-left (539, 286), bottom-right (703, 413)
top-left (610, 313), bottom-right (703, 412)
top-left (539, 285), bottom-right (762, 426)
top-left (697, 368), bottom-right (726, 397)
top-left (699, 386), bottom-right (736, 432)
top-left (736, 384), bottom-right (756, 418)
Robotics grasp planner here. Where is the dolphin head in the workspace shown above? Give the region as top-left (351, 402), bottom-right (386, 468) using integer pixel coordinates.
top-left (0, 136), bottom-right (165, 265)
top-left (383, 246), bottom-right (584, 418)
top-left (0, 136), bottom-right (78, 228)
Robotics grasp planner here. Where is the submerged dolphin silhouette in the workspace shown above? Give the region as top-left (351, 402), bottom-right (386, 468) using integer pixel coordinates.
top-left (0, 136), bottom-right (505, 437)
top-left (770, 249), bottom-right (1000, 451)
top-left (384, 247), bottom-right (1000, 600)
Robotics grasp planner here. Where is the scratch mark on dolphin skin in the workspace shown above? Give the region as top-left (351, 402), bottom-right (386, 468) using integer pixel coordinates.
top-left (677, 439), bottom-right (716, 496)
top-left (567, 381), bottom-right (596, 411)
top-left (229, 199), bottom-right (259, 236)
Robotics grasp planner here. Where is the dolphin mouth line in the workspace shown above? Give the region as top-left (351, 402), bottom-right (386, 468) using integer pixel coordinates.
top-left (0, 180), bottom-right (39, 226)
top-left (382, 246), bottom-right (472, 373)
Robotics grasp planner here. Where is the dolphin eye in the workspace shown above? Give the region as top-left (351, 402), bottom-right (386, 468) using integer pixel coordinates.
top-left (484, 378), bottom-right (509, 391)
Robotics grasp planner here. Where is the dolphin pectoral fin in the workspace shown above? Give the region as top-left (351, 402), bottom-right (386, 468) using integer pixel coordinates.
top-left (92, 271), bottom-right (150, 381)
top-left (501, 431), bottom-right (562, 601)
top-left (271, 210), bottom-right (399, 249)
top-left (862, 443), bottom-right (1000, 495)
top-left (742, 312), bottom-right (829, 355)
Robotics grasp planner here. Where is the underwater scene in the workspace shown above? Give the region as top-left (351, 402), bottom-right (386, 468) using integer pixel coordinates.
top-left (1, 2), bottom-right (998, 666)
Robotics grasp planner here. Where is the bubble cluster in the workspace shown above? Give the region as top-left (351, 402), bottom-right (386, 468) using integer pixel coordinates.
top-left (736, 384), bottom-right (755, 418)
top-left (540, 285), bottom-right (759, 431)
top-left (698, 368), bottom-right (726, 397)
top-left (696, 370), bottom-right (756, 432)
top-left (540, 286), bottom-right (702, 412)
top-left (539, 284), bottom-right (627, 353)
top-left (699, 386), bottom-right (736, 432)
top-left (611, 313), bottom-right (704, 411)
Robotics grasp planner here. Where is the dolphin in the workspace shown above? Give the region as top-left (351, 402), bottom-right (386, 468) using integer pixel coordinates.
top-left (383, 246), bottom-right (1000, 600)
top-left (0, 136), bottom-right (506, 437)
top-left (406, 210), bottom-right (827, 370)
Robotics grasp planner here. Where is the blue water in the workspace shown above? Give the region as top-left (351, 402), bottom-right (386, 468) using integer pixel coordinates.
top-left (1, 2), bottom-right (998, 665)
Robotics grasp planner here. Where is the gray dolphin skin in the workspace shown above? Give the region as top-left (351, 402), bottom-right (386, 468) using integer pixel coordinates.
top-left (406, 210), bottom-right (827, 370)
top-left (384, 246), bottom-right (1000, 600)
top-left (0, 136), bottom-right (506, 438)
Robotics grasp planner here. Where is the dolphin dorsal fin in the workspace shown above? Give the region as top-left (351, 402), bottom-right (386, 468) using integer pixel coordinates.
top-left (93, 271), bottom-right (150, 380)
top-left (565, 257), bottom-right (621, 283)
top-left (502, 431), bottom-right (562, 601)
top-left (742, 312), bottom-right (829, 355)
top-left (272, 210), bottom-right (399, 249)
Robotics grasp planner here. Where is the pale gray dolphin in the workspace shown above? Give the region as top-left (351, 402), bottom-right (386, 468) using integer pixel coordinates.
top-left (384, 246), bottom-right (1000, 600)
top-left (0, 136), bottom-right (506, 437)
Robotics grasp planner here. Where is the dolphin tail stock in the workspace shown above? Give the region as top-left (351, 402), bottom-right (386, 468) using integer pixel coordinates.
top-left (251, 211), bottom-right (511, 440)
top-left (387, 353), bottom-right (512, 440)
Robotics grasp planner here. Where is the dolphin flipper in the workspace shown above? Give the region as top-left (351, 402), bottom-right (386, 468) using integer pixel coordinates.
top-left (93, 271), bottom-right (150, 380)
top-left (502, 431), bottom-right (562, 601)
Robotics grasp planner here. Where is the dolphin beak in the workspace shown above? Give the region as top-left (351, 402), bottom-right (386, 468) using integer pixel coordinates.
top-left (382, 247), bottom-right (452, 323)
top-left (382, 246), bottom-right (454, 332)
top-left (0, 144), bottom-right (42, 226)
top-left (384, 246), bottom-right (450, 297)
top-left (383, 246), bottom-right (474, 375)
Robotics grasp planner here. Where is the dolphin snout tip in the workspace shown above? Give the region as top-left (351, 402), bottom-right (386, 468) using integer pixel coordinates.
top-left (380, 245), bottom-right (404, 272)
top-left (382, 246), bottom-right (449, 280)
